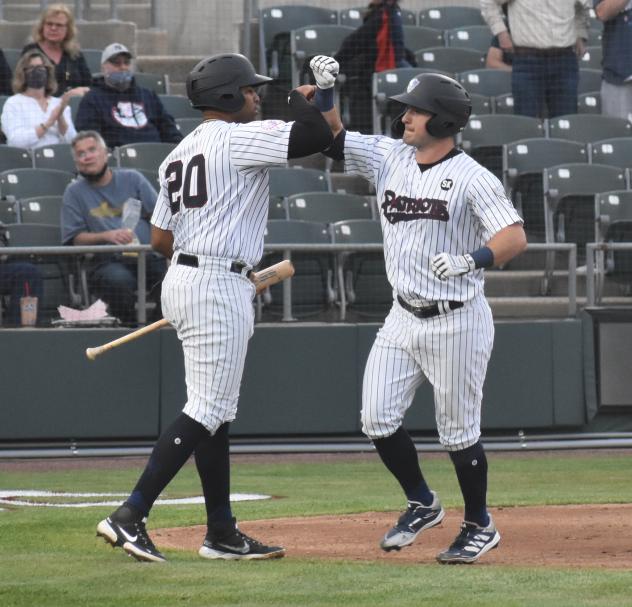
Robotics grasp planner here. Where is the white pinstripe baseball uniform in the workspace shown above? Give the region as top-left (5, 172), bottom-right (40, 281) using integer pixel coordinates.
top-left (151, 118), bottom-right (292, 433)
top-left (342, 131), bottom-right (522, 449)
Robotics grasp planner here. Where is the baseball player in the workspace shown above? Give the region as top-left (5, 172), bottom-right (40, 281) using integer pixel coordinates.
top-left (96, 53), bottom-right (333, 562)
top-left (309, 56), bottom-right (527, 563)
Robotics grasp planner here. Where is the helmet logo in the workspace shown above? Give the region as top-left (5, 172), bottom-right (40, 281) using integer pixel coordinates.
top-left (406, 77), bottom-right (420, 93)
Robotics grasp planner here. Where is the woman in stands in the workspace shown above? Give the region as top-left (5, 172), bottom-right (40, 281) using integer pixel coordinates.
top-left (22, 3), bottom-right (92, 96)
top-left (1, 50), bottom-right (86, 150)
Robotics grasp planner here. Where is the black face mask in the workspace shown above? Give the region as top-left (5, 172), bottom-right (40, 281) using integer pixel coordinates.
top-left (79, 163), bottom-right (109, 182)
top-left (25, 66), bottom-right (48, 89)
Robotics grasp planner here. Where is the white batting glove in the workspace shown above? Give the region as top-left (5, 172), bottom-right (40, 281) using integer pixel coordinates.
top-left (309, 55), bottom-right (339, 89)
top-left (431, 253), bottom-right (475, 281)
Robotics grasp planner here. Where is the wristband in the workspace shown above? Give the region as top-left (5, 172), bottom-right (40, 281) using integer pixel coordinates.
top-left (313, 87), bottom-right (334, 112)
top-left (469, 246), bottom-right (494, 269)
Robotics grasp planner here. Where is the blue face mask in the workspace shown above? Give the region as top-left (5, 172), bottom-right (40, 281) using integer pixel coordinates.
top-left (105, 70), bottom-right (133, 92)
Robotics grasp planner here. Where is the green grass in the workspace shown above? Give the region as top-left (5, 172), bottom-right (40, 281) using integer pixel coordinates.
top-left (1, 452), bottom-right (631, 606)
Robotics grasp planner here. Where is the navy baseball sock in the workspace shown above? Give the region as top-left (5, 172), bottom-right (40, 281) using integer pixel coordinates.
top-left (449, 441), bottom-right (489, 527)
top-left (122, 413), bottom-right (209, 519)
top-left (194, 422), bottom-right (233, 525)
top-left (373, 427), bottom-right (434, 506)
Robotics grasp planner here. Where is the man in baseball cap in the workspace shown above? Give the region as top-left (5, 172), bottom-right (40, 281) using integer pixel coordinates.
top-left (75, 41), bottom-right (182, 148)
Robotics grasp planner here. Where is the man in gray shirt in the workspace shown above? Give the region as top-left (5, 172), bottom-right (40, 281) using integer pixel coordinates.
top-left (62, 130), bottom-right (167, 324)
top-left (481, 0), bottom-right (591, 117)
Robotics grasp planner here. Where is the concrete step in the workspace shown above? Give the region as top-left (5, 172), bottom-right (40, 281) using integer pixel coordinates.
top-left (1, 3), bottom-right (153, 28)
top-left (137, 28), bottom-right (169, 55)
top-left (0, 20), bottom-right (137, 55)
top-left (136, 55), bottom-right (203, 86)
top-left (488, 296), bottom-right (632, 319)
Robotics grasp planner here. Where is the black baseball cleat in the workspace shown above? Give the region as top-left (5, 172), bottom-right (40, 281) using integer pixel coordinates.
top-left (96, 516), bottom-right (166, 563)
top-left (436, 516), bottom-right (501, 564)
top-left (380, 491), bottom-right (445, 552)
top-left (198, 518), bottom-right (285, 560)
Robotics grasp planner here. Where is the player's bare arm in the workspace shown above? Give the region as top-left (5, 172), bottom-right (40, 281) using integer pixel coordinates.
top-left (150, 225), bottom-right (174, 259)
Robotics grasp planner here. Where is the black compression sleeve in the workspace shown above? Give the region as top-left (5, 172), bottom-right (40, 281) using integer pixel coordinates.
top-left (287, 90), bottom-right (334, 159)
top-left (322, 129), bottom-right (346, 162)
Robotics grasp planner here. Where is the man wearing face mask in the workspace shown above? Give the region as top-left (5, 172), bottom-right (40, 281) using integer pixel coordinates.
top-left (75, 43), bottom-right (182, 149)
top-left (61, 130), bottom-right (167, 325)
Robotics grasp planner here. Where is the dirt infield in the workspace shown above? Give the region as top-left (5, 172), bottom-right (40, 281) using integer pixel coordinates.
top-left (155, 503), bottom-right (632, 569)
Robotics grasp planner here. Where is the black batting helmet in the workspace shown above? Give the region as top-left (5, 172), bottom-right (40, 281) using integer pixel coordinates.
top-left (186, 53), bottom-right (272, 112)
top-left (389, 73), bottom-right (471, 138)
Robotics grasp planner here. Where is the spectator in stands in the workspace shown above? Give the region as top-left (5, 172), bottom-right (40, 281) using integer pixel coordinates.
top-left (22, 3), bottom-right (92, 97)
top-left (0, 228), bottom-right (44, 327)
top-left (61, 130), bottom-right (167, 325)
top-left (594, 0), bottom-right (632, 122)
top-left (0, 49), bottom-right (12, 96)
top-left (75, 43), bottom-right (182, 149)
top-left (486, 7), bottom-right (512, 71)
top-left (1, 50), bottom-right (87, 150)
top-left (335, 0), bottom-right (416, 133)
top-left (481, 0), bottom-right (591, 118)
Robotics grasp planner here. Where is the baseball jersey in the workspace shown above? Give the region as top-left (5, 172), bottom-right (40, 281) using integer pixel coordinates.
top-left (344, 131), bottom-right (523, 302)
top-left (151, 118), bottom-right (292, 265)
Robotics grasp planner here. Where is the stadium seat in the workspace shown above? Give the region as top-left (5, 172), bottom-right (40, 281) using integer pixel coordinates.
top-left (0, 146), bottom-right (32, 172)
top-left (460, 115), bottom-right (545, 178)
top-left (0, 168), bottom-right (74, 200)
top-left (268, 167), bottom-right (330, 199)
top-left (82, 48), bottom-right (103, 74)
top-left (330, 173), bottom-right (375, 195)
top-left (261, 219), bottom-right (333, 320)
top-left (580, 46), bottom-right (603, 70)
top-left (175, 117), bottom-right (203, 137)
top-left (290, 24), bottom-right (354, 88)
top-left (578, 91), bottom-right (601, 114)
top-left (32, 144), bottom-right (75, 173)
top-left (2, 48), bottom-right (20, 71)
top-left (0, 200), bottom-right (18, 223)
top-left (402, 25), bottom-right (444, 51)
top-left (547, 114), bottom-right (632, 144)
top-left (414, 47), bottom-right (485, 74)
top-left (331, 219), bottom-right (390, 320)
top-left (503, 138), bottom-right (588, 239)
top-left (2, 222), bottom-right (72, 321)
top-left (158, 95), bottom-right (201, 119)
top-left (418, 6), bottom-right (486, 29)
top-left (444, 25), bottom-right (493, 53)
top-left (589, 138), bottom-right (632, 170)
top-left (470, 93), bottom-right (492, 115)
top-left (135, 169), bottom-right (160, 190)
top-left (340, 6), bottom-right (416, 27)
top-left (578, 68), bottom-right (603, 94)
top-left (457, 68), bottom-right (512, 97)
top-left (287, 192), bottom-right (373, 222)
top-left (268, 197), bottom-right (288, 220)
top-left (543, 163), bottom-right (626, 262)
top-left (492, 92), bottom-right (515, 114)
top-left (115, 142), bottom-right (177, 173)
top-left (259, 5), bottom-right (338, 83)
top-left (595, 190), bottom-right (632, 281)
top-left (18, 196), bottom-right (64, 226)
top-left (134, 72), bottom-right (168, 95)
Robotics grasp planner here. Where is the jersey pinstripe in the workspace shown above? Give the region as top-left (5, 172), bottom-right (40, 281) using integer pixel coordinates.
top-left (343, 131), bottom-right (522, 304)
top-left (151, 118), bottom-right (292, 266)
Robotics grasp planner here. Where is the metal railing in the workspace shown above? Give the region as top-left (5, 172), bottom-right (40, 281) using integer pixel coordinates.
top-left (586, 242), bottom-right (632, 306)
top-left (1, 241), bottom-right (580, 328)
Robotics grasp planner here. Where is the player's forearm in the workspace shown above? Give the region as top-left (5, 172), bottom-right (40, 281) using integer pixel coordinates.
top-left (150, 225), bottom-right (174, 259)
top-left (73, 231), bottom-right (111, 245)
top-left (595, 0), bottom-right (630, 21)
top-left (486, 223), bottom-right (528, 267)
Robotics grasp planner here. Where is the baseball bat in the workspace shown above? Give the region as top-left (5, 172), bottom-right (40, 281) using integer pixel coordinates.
top-left (85, 259), bottom-right (294, 361)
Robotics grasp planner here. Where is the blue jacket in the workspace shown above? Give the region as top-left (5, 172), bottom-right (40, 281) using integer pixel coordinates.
top-left (75, 76), bottom-right (182, 148)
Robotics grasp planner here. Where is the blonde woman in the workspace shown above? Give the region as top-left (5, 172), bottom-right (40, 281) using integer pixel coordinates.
top-left (1, 50), bottom-right (87, 150)
top-left (22, 2), bottom-right (92, 96)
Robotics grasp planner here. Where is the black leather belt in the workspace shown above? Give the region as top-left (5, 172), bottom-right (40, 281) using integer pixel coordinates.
top-left (176, 253), bottom-right (250, 275)
top-left (397, 295), bottom-right (463, 319)
top-left (513, 45), bottom-right (574, 57)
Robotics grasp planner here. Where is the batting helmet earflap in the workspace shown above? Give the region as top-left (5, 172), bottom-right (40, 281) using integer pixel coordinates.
top-left (389, 73), bottom-right (472, 139)
top-left (186, 53), bottom-right (272, 112)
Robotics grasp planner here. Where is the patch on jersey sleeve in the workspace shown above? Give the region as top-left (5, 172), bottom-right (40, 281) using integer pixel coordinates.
top-left (261, 119), bottom-right (286, 131)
